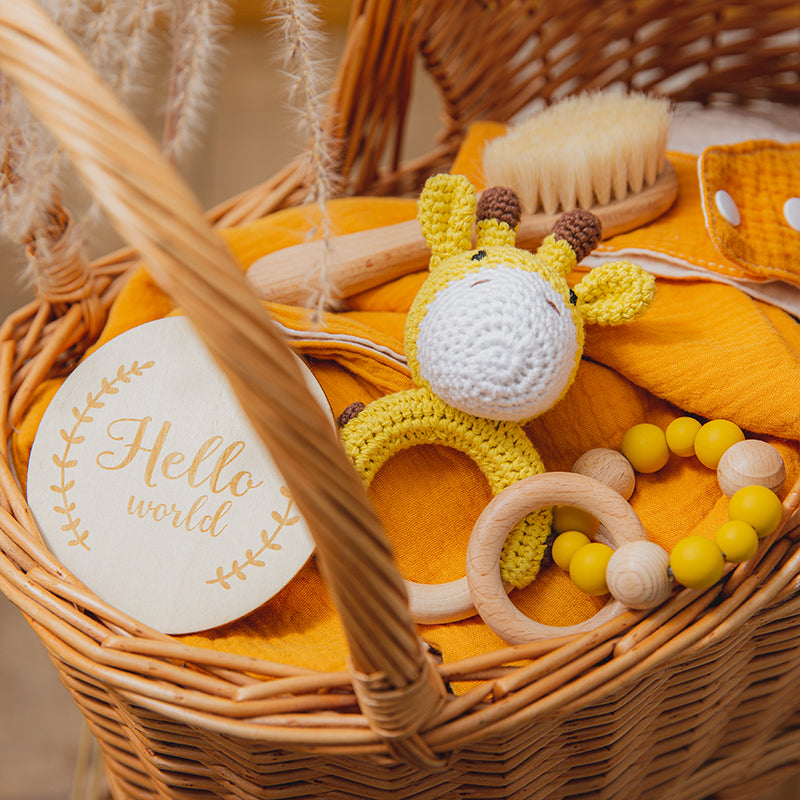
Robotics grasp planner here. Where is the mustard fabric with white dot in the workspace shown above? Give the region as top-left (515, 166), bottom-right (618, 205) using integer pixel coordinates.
top-left (699, 140), bottom-right (800, 284)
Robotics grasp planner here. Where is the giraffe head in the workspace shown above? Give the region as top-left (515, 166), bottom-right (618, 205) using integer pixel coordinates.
top-left (405, 173), bottom-right (655, 422)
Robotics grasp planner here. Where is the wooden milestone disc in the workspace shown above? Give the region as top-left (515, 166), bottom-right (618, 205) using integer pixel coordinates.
top-left (27, 317), bottom-right (330, 634)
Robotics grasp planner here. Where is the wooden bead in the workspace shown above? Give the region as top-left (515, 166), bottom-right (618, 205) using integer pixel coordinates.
top-left (606, 541), bottom-right (672, 609)
top-left (572, 448), bottom-right (636, 500)
top-left (717, 439), bottom-right (785, 498)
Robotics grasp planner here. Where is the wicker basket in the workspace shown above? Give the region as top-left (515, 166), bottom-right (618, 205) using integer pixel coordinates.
top-left (1, 1), bottom-right (800, 798)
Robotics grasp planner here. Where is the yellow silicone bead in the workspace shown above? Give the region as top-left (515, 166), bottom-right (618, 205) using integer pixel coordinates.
top-left (669, 536), bottom-right (725, 590)
top-left (693, 419), bottom-right (745, 469)
top-left (621, 423), bottom-right (670, 473)
top-left (727, 485), bottom-right (783, 538)
top-left (714, 520), bottom-right (759, 563)
top-left (552, 530), bottom-right (591, 571)
top-left (552, 505), bottom-right (599, 537)
top-left (569, 542), bottom-right (614, 596)
top-left (665, 416), bottom-right (702, 457)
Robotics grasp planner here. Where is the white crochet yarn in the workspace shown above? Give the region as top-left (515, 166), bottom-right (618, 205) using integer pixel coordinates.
top-left (416, 264), bottom-right (579, 421)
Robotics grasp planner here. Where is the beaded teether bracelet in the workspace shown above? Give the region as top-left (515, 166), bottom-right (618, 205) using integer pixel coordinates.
top-left (466, 416), bottom-right (789, 644)
top-left (555, 417), bottom-right (785, 594)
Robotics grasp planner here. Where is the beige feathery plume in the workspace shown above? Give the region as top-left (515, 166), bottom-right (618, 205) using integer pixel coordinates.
top-left (0, 68), bottom-right (80, 295)
top-left (1, 1), bottom-right (232, 294)
top-left (75, 1), bottom-right (169, 234)
top-left (85, 0), bottom-right (169, 102)
top-left (163, 0), bottom-right (233, 164)
top-left (269, 0), bottom-right (337, 320)
top-left (1, 1), bottom-right (169, 290)
top-left (0, 81), bottom-right (60, 243)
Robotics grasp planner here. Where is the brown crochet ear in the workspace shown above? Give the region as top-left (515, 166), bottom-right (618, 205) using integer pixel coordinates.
top-left (337, 402), bottom-right (365, 428)
top-left (552, 209), bottom-right (602, 261)
top-left (476, 186), bottom-right (522, 229)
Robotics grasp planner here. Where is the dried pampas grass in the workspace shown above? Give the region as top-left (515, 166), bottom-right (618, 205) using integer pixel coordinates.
top-left (270, 0), bottom-right (338, 319)
top-left (1, 0), bottom-right (337, 316)
top-left (163, 0), bottom-right (233, 163)
top-left (0, 0), bottom-right (234, 298)
top-left (82, 0), bottom-right (166, 99)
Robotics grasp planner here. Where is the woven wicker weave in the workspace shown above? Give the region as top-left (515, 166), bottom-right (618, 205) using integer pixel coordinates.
top-left (1, 0), bottom-right (799, 797)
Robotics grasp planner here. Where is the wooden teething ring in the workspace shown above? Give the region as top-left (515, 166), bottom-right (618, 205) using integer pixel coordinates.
top-left (405, 578), bottom-right (476, 625)
top-left (466, 471), bottom-right (649, 644)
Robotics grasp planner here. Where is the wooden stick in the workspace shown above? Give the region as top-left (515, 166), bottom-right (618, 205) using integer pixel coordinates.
top-left (246, 163), bottom-right (679, 305)
top-left (14, 300), bottom-right (52, 370)
top-left (8, 303), bottom-right (84, 428)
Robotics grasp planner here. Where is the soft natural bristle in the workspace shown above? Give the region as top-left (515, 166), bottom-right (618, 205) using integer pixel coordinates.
top-left (482, 91), bottom-right (671, 215)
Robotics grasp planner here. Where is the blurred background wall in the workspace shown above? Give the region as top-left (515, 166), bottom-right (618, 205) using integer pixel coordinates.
top-left (0, 0), bottom-right (356, 320)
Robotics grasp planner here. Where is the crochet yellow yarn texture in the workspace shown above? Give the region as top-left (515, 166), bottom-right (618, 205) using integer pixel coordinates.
top-left (574, 260), bottom-right (657, 326)
top-left (342, 173), bottom-right (656, 589)
top-left (417, 173), bottom-right (477, 271)
top-left (404, 238), bottom-right (583, 396)
top-left (475, 217), bottom-right (517, 248)
top-left (344, 174), bottom-right (589, 588)
top-left (341, 386), bottom-right (550, 588)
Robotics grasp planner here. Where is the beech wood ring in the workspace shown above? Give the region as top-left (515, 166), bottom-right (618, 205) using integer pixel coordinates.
top-left (466, 471), bottom-right (648, 644)
top-left (406, 578), bottom-right (476, 624)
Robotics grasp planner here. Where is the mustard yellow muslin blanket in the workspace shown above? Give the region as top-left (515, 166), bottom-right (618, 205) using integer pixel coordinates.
top-left (11, 134), bottom-right (800, 675)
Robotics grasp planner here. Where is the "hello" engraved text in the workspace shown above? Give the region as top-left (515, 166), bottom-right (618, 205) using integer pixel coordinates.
top-left (96, 417), bottom-right (263, 538)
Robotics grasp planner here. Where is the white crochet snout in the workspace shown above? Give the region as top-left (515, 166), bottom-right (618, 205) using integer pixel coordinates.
top-left (416, 265), bottom-right (579, 421)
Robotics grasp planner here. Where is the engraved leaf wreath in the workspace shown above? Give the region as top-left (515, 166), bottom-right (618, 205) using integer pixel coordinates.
top-left (50, 361), bottom-right (155, 550)
top-left (206, 485), bottom-right (298, 590)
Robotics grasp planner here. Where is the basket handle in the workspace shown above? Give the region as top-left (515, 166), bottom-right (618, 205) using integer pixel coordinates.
top-left (0, 0), bottom-right (447, 767)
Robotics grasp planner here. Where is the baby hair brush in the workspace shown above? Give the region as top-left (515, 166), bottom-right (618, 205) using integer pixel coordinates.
top-left (483, 91), bottom-right (671, 216)
top-left (247, 91), bottom-right (677, 305)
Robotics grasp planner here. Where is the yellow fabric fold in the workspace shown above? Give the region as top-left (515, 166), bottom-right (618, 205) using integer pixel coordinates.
top-left (594, 152), bottom-right (763, 282)
top-left (10, 128), bottom-right (800, 676)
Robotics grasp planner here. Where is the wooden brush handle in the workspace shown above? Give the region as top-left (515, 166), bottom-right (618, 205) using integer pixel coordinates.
top-left (247, 162), bottom-right (679, 305)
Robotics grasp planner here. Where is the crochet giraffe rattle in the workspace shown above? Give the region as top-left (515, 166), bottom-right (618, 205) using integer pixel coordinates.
top-left (339, 173), bottom-right (656, 623)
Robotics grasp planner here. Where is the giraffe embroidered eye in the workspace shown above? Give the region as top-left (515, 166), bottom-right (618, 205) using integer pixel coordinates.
top-left (714, 190), bottom-right (741, 227)
top-left (569, 289), bottom-right (577, 305)
top-left (784, 197), bottom-right (800, 232)
top-left (471, 249), bottom-right (487, 261)
top-left (546, 298), bottom-right (561, 315)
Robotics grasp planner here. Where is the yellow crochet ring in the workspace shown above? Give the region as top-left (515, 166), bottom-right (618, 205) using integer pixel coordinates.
top-left (466, 472), bottom-right (649, 644)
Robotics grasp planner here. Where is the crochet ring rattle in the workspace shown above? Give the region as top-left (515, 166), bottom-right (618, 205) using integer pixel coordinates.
top-left (466, 472), bottom-right (672, 644)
